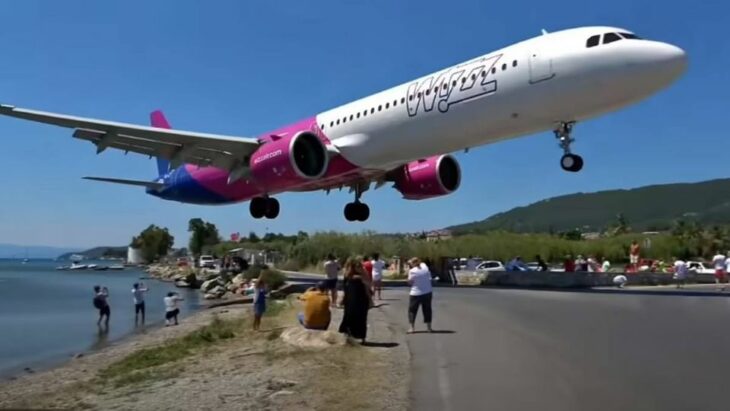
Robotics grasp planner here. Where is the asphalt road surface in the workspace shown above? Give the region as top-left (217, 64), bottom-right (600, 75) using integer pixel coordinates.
top-left (378, 286), bottom-right (730, 411)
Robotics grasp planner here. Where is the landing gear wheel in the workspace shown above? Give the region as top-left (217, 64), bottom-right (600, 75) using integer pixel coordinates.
top-left (249, 197), bottom-right (267, 219)
top-left (560, 154), bottom-right (583, 172)
top-left (264, 198), bottom-right (280, 219)
top-left (344, 202), bottom-right (370, 222)
top-left (355, 202), bottom-right (370, 222)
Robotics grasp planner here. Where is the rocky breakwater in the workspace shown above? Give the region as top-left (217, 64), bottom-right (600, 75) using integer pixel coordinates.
top-left (145, 264), bottom-right (202, 289)
top-left (199, 267), bottom-right (288, 301)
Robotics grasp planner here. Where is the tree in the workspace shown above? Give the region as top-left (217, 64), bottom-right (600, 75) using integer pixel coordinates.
top-left (608, 213), bottom-right (631, 236)
top-left (248, 232), bottom-right (260, 243)
top-left (130, 225), bottom-right (174, 263)
top-left (188, 218), bottom-right (220, 256)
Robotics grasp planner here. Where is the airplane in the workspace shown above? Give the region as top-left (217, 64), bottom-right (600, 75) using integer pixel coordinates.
top-left (0, 26), bottom-right (686, 222)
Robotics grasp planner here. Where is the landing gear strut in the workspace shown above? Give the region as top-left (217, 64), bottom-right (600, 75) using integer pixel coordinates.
top-left (554, 121), bottom-right (583, 172)
top-left (250, 197), bottom-right (280, 219)
top-left (344, 185), bottom-right (370, 222)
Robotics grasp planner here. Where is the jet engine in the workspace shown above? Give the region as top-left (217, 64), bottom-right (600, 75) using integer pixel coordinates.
top-left (249, 132), bottom-right (328, 190)
top-left (393, 154), bottom-right (461, 200)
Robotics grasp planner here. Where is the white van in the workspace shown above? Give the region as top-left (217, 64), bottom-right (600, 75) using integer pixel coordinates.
top-left (199, 255), bottom-right (216, 268)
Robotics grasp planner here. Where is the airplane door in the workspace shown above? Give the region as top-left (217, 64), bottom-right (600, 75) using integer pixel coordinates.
top-left (529, 48), bottom-right (554, 84)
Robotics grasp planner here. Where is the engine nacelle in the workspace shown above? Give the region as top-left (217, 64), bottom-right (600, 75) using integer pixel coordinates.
top-left (393, 154), bottom-right (461, 200)
top-left (249, 132), bottom-right (328, 191)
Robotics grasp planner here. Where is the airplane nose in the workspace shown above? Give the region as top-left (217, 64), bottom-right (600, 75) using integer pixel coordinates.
top-left (649, 42), bottom-right (687, 77)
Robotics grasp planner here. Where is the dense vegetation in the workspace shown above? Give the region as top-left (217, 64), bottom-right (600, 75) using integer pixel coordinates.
top-left (57, 246), bottom-right (127, 261)
top-left (130, 225), bottom-right (175, 263)
top-left (450, 178), bottom-right (730, 234)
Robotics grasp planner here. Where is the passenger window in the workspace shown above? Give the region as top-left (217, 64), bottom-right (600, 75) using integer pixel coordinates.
top-left (603, 33), bottom-right (622, 44)
top-left (336, 119), bottom-right (340, 125)
top-left (491, 67), bottom-right (496, 74)
top-left (378, 105), bottom-right (382, 111)
top-left (371, 108), bottom-right (375, 114)
top-left (343, 117), bottom-right (347, 123)
top-left (356, 112), bottom-right (360, 118)
top-left (481, 71), bottom-right (486, 77)
top-left (401, 97), bottom-right (405, 104)
top-left (386, 102), bottom-right (390, 109)
top-left (349, 115), bottom-right (353, 120)
top-left (471, 74), bottom-right (476, 80)
top-left (512, 60), bottom-right (517, 67)
top-left (409, 95), bottom-right (414, 101)
top-left (330, 121), bottom-right (334, 127)
top-left (452, 80), bottom-right (457, 87)
top-left (586, 35), bottom-right (600, 48)
top-left (393, 99), bottom-right (398, 106)
top-left (501, 63), bottom-right (507, 71)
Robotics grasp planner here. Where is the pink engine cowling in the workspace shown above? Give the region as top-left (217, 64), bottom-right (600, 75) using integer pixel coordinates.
top-left (249, 132), bottom-right (329, 191)
top-left (393, 154), bottom-right (461, 200)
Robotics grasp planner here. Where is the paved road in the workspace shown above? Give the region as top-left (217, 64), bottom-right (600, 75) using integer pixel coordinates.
top-left (378, 287), bottom-right (730, 411)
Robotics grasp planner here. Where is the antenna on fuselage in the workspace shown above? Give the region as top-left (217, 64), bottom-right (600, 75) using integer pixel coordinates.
top-left (541, 29), bottom-right (549, 35)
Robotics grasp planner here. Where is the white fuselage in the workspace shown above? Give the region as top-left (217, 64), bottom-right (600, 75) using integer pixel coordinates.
top-left (316, 26), bottom-right (686, 170)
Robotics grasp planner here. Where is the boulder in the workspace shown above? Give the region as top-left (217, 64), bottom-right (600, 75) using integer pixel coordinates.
top-left (231, 274), bottom-right (246, 286)
top-left (209, 285), bottom-right (226, 296)
top-left (175, 280), bottom-right (191, 288)
top-left (280, 327), bottom-right (347, 349)
top-left (201, 278), bottom-right (223, 292)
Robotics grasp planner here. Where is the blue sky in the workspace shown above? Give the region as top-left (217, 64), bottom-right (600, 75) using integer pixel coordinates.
top-left (0, 1), bottom-right (726, 248)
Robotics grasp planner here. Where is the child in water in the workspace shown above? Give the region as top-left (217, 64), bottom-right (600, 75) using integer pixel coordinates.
top-left (252, 275), bottom-right (266, 331)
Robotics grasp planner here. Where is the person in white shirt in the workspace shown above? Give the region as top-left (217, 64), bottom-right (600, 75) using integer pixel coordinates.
top-left (712, 252), bottom-right (726, 291)
top-left (407, 257), bottom-right (433, 334)
top-left (132, 282), bottom-right (148, 325)
top-left (371, 253), bottom-right (386, 301)
top-left (164, 292), bottom-right (184, 326)
top-left (673, 259), bottom-right (689, 289)
top-left (601, 258), bottom-right (611, 273)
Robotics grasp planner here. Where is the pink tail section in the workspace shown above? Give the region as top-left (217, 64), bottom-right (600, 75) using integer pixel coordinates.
top-left (150, 110), bottom-right (171, 176)
top-left (150, 110), bottom-right (172, 129)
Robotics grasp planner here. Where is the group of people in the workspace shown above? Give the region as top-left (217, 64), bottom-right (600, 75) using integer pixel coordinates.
top-left (92, 282), bottom-right (185, 329)
top-left (288, 254), bottom-right (434, 343)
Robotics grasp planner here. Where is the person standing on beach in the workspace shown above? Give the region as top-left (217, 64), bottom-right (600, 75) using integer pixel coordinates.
top-left (339, 257), bottom-right (370, 344)
top-left (132, 282), bottom-right (148, 325)
top-left (164, 292), bottom-right (184, 326)
top-left (371, 253), bottom-right (386, 300)
top-left (93, 285), bottom-right (110, 328)
top-left (324, 254), bottom-right (341, 307)
top-left (252, 275), bottom-right (267, 331)
top-left (407, 257), bottom-right (433, 334)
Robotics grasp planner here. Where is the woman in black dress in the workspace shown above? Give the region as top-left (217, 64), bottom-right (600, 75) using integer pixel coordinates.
top-left (338, 257), bottom-right (370, 344)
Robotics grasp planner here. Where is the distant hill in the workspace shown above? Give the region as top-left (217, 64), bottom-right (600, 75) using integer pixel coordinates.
top-left (449, 179), bottom-right (730, 234)
top-left (57, 246), bottom-right (127, 261)
top-left (0, 244), bottom-right (76, 259)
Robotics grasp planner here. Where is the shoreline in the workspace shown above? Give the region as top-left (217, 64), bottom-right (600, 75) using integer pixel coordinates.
top-left (0, 295), bottom-right (410, 410)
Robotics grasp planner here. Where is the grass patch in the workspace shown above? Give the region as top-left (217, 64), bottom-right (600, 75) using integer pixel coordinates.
top-left (98, 315), bottom-right (243, 386)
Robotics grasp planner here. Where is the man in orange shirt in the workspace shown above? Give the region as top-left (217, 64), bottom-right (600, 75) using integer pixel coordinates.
top-left (629, 240), bottom-right (641, 270)
top-left (297, 282), bottom-right (331, 330)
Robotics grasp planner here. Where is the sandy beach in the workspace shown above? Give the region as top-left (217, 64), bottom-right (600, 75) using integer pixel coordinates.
top-left (0, 296), bottom-right (409, 410)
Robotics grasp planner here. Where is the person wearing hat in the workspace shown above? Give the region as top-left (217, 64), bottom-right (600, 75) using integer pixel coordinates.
top-left (298, 281), bottom-right (331, 330)
top-left (407, 257), bottom-right (433, 334)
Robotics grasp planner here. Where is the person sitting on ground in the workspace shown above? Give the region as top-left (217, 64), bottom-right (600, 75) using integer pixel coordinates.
top-left (505, 256), bottom-right (528, 272)
top-left (164, 291), bottom-right (184, 326)
top-left (297, 281), bottom-right (331, 330)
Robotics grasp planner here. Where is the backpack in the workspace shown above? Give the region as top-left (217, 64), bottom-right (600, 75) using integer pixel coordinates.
top-left (93, 295), bottom-right (104, 309)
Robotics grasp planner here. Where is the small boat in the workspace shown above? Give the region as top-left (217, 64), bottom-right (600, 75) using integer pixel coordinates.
top-left (93, 265), bottom-right (109, 271)
top-left (55, 266), bottom-right (69, 271)
top-left (69, 263), bottom-right (88, 270)
top-left (108, 265), bottom-right (125, 271)
top-left (87, 264), bottom-right (98, 270)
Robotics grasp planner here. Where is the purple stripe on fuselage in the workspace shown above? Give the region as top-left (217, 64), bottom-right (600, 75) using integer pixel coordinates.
top-left (157, 117), bottom-right (369, 205)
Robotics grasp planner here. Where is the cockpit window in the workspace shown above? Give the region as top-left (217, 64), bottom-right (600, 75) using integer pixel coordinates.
top-left (586, 35), bottom-right (600, 48)
top-left (618, 32), bottom-right (641, 40)
top-left (603, 33), bottom-right (622, 44)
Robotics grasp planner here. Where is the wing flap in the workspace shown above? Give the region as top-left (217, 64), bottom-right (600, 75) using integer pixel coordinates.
top-left (0, 104), bottom-right (259, 171)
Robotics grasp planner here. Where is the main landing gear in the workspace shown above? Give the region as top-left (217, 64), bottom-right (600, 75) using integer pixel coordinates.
top-left (554, 121), bottom-right (583, 172)
top-left (250, 197), bottom-right (279, 219)
top-left (344, 185), bottom-right (370, 222)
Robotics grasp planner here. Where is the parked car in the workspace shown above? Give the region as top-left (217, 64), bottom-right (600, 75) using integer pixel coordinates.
top-left (686, 261), bottom-right (714, 274)
top-left (475, 260), bottom-right (505, 272)
top-left (198, 255), bottom-right (216, 268)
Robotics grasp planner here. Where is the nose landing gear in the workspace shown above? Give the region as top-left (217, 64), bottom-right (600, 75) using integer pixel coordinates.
top-left (555, 121), bottom-right (583, 172)
top-left (250, 197), bottom-right (280, 219)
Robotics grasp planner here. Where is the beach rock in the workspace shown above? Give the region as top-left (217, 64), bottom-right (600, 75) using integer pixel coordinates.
top-left (175, 280), bottom-right (191, 288)
top-left (201, 278), bottom-right (222, 292)
top-left (269, 390), bottom-right (295, 400)
top-left (280, 327), bottom-right (347, 349)
top-left (204, 293), bottom-right (218, 300)
top-left (267, 378), bottom-right (298, 391)
top-left (231, 274), bottom-right (246, 286)
top-left (74, 353), bottom-right (84, 359)
top-left (171, 274), bottom-right (185, 282)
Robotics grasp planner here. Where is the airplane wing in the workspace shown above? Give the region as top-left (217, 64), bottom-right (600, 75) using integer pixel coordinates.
top-left (0, 104), bottom-right (260, 171)
top-left (83, 176), bottom-right (165, 190)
